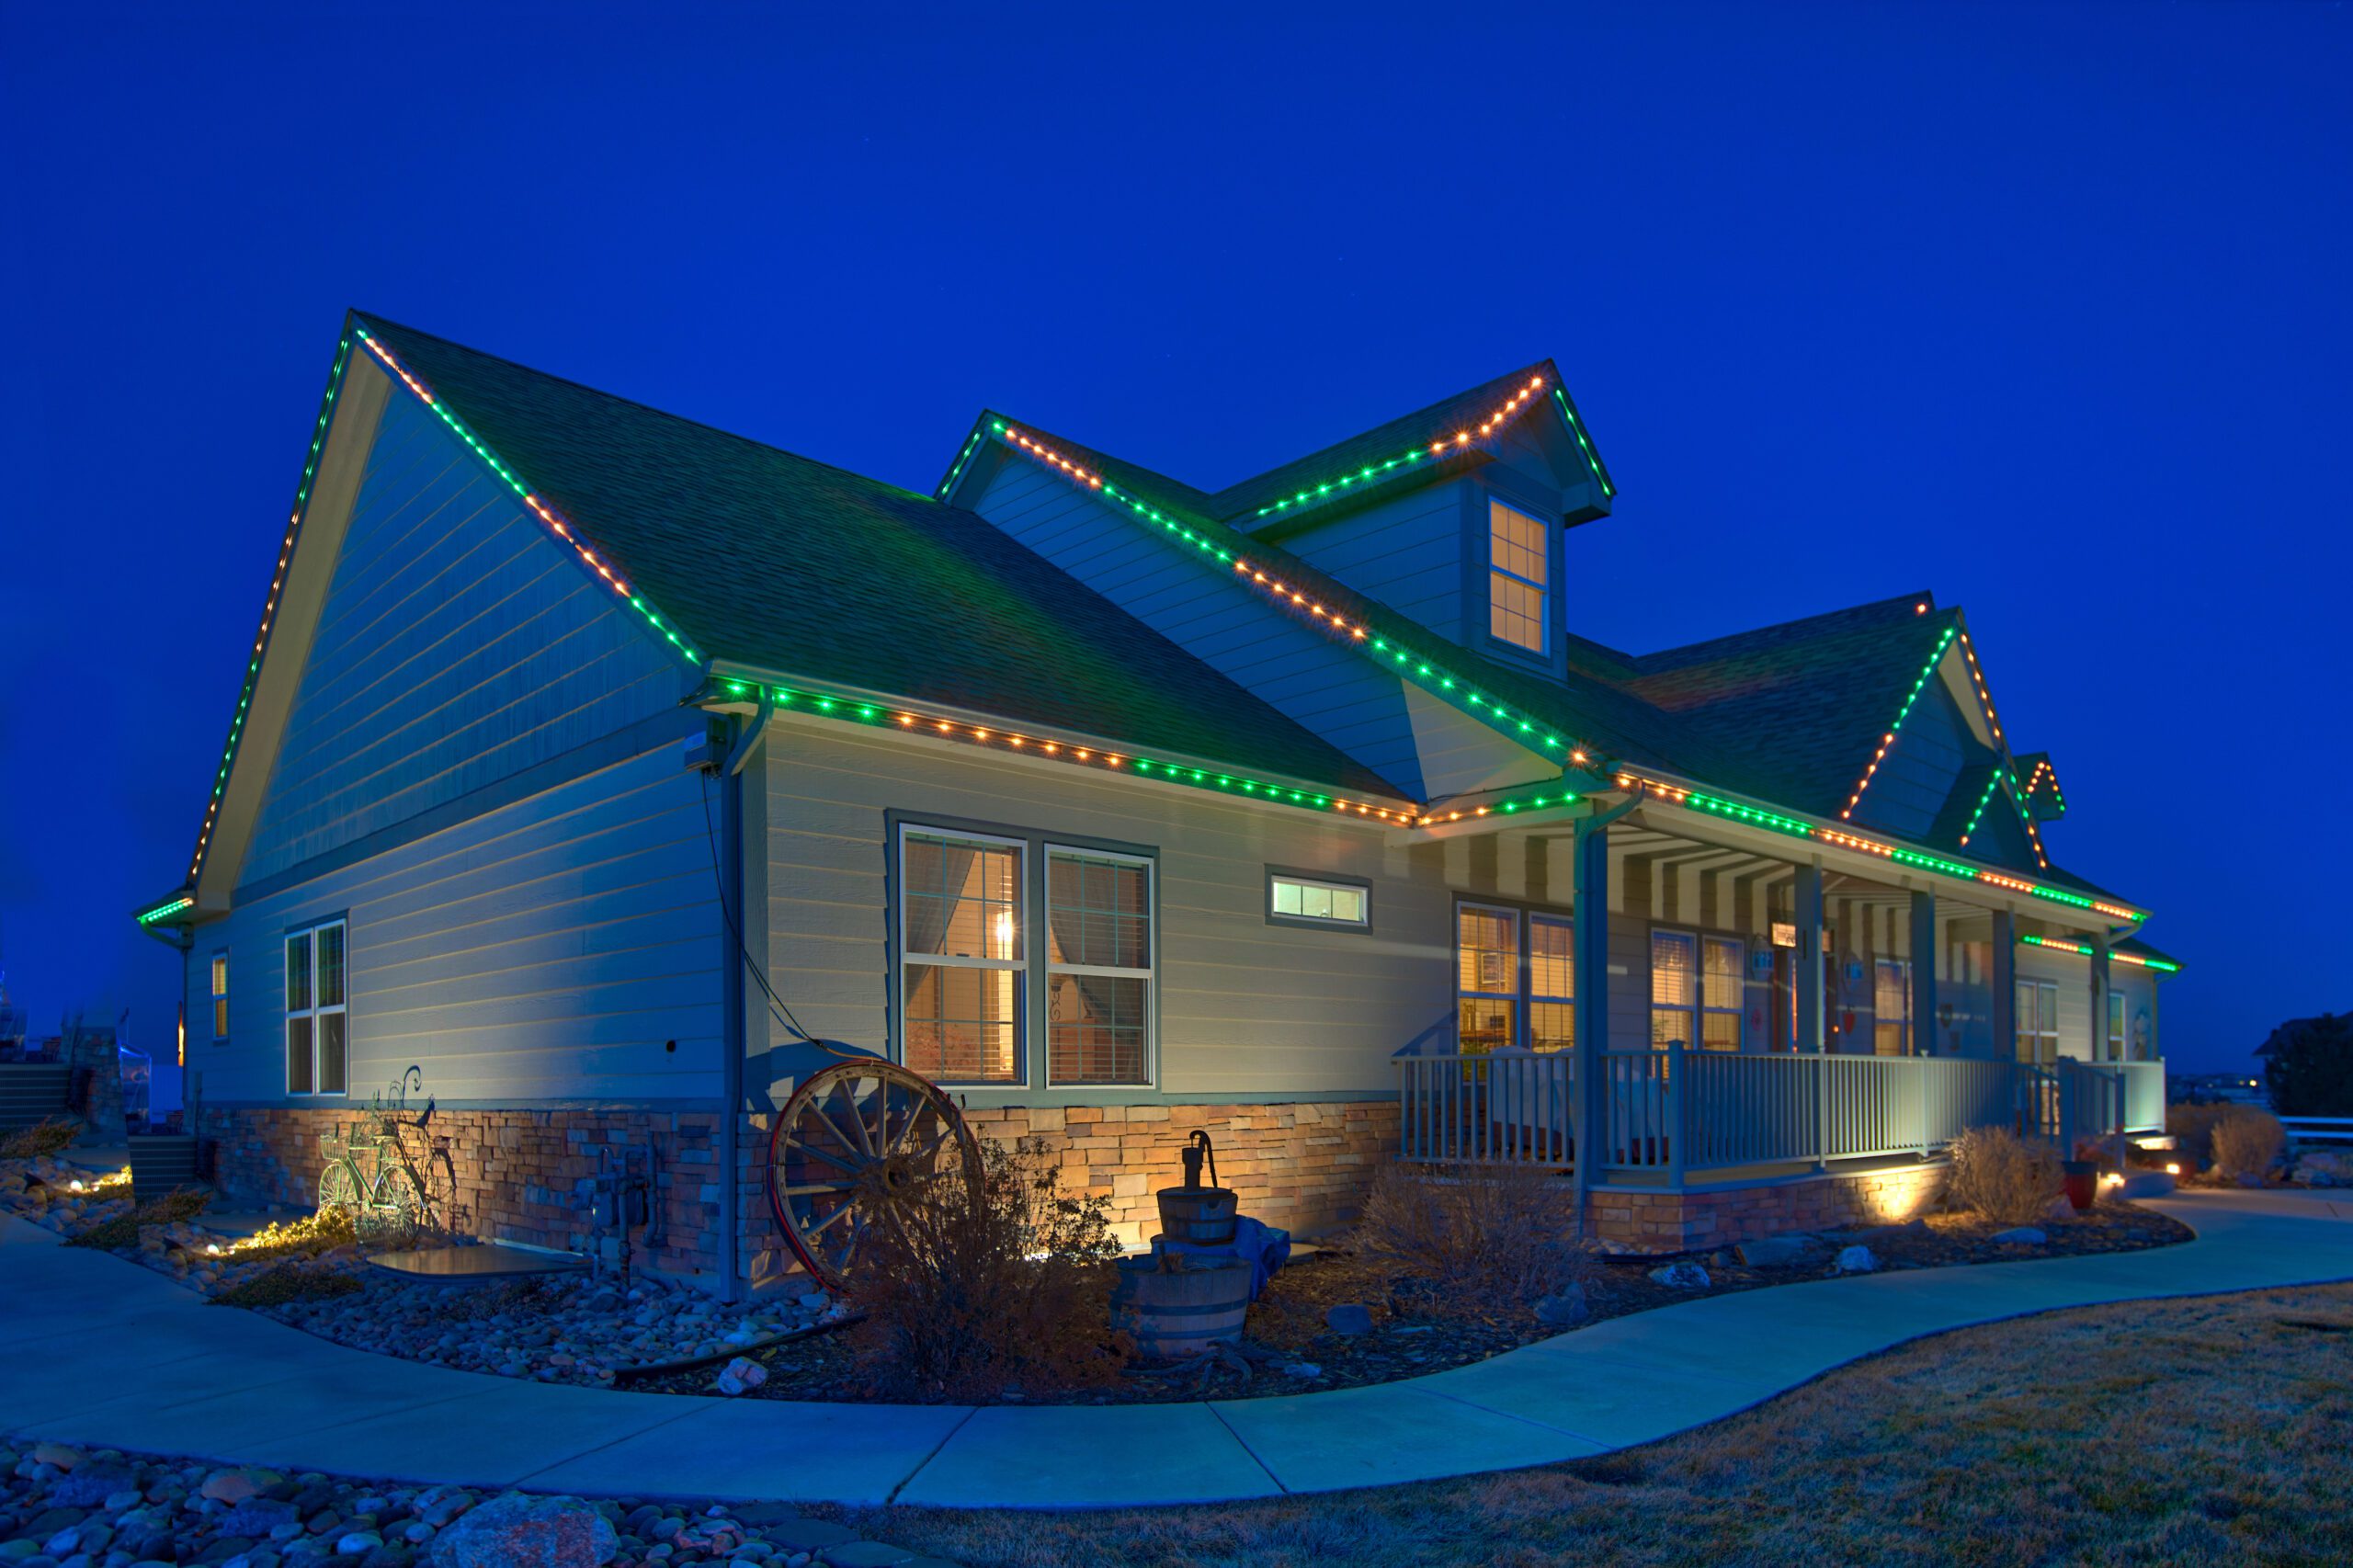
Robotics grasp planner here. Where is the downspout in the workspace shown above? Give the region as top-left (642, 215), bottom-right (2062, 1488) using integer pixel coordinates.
top-left (715, 694), bottom-right (773, 1305)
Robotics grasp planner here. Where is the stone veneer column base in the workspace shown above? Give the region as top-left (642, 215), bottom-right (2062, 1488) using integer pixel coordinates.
top-left (195, 1106), bottom-right (724, 1280)
top-left (1584, 1162), bottom-right (1952, 1251)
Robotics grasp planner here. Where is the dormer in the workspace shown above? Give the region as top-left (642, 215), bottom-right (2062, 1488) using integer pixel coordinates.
top-left (1205, 360), bottom-right (1615, 685)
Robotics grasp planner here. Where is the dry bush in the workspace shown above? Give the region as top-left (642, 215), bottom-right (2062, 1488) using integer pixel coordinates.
top-left (2210, 1109), bottom-right (2285, 1182)
top-left (211, 1262), bottom-right (362, 1308)
top-left (0, 1119), bottom-right (82, 1161)
top-left (1355, 1163), bottom-right (1588, 1307)
top-left (1945, 1126), bottom-right (2063, 1226)
top-left (66, 1187), bottom-right (210, 1250)
top-left (845, 1133), bottom-right (1131, 1401)
top-left (2166, 1103), bottom-right (2235, 1169)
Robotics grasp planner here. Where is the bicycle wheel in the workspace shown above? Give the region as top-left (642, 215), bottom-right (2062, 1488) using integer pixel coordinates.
top-left (317, 1159), bottom-right (362, 1220)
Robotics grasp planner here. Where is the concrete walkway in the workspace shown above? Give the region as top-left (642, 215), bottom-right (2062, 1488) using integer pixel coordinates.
top-left (6, 1189), bottom-right (2350, 1509)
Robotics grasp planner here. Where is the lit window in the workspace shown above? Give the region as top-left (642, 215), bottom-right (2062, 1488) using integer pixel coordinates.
top-left (2016, 980), bottom-right (2060, 1065)
top-left (210, 952), bottom-right (230, 1042)
top-left (1269, 873), bottom-right (1369, 929)
top-left (284, 919), bottom-right (347, 1096)
top-left (1488, 499), bottom-right (1550, 653)
top-left (1529, 915), bottom-right (1574, 1052)
top-left (1651, 930), bottom-right (1696, 1048)
top-left (1458, 905), bottom-right (1520, 1053)
top-left (1701, 937), bottom-right (1745, 1051)
top-left (2107, 992), bottom-right (2127, 1062)
top-left (1046, 847), bottom-right (1154, 1085)
top-left (899, 828), bottom-right (1024, 1084)
top-left (1874, 959), bottom-right (1910, 1057)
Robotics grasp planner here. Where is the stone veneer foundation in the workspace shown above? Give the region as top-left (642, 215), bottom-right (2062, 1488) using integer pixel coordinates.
top-left (200, 1097), bottom-right (1401, 1289)
top-left (1584, 1161), bottom-right (1952, 1251)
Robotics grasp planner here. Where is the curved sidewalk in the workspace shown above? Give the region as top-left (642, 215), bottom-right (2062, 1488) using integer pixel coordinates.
top-left (6, 1189), bottom-right (2350, 1509)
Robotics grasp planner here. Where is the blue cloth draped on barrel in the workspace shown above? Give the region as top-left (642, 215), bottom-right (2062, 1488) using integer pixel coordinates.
top-left (1154, 1214), bottom-right (1291, 1298)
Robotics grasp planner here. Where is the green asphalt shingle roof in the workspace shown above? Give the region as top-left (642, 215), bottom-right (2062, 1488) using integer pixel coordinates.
top-left (354, 313), bottom-right (1404, 801)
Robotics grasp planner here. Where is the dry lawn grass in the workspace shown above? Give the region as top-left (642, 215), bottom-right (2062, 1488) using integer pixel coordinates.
top-left (842, 1285), bottom-right (2353, 1567)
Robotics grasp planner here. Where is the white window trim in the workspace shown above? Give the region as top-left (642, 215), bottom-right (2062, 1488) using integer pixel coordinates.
top-left (2016, 979), bottom-right (2061, 1064)
top-left (896, 824), bottom-right (1028, 1087)
top-left (284, 919), bottom-right (347, 1098)
top-left (1487, 498), bottom-right (1551, 656)
top-left (1875, 957), bottom-right (1911, 1057)
top-left (2106, 992), bottom-right (2127, 1062)
top-left (1043, 843), bottom-right (1157, 1089)
top-left (1267, 871), bottom-right (1370, 930)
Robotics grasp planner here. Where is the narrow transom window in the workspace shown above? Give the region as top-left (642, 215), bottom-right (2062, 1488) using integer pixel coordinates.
top-left (1046, 847), bottom-right (1154, 1085)
top-left (1488, 499), bottom-right (1550, 654)
top-left (210, 952), bottom-right (230, 1042)
top-left (1457, 905), bottom-right (1520, 1054)
top-left (285, 919), bottom-right (347, 1096)
top-left (899, 828), bottom-right (1024, 1085)
top-left (1269, 873), bottom-right (1369, 928)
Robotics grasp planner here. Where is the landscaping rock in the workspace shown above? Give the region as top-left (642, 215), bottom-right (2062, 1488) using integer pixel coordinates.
top-left (1735, 1237), bottom-right (1810, 1267)
top-left (715, 1357), bottom-right (768, 1396)
top-left (1324, 1303), bottom-right (1373, 1335)
top-left (204, 1471), bottom-right (265, 1505)
top-left (221, 1500), bottom-right (301, 1537)
top-left (1534, 1284), bottom-right (1590, 1326)
top-left (1648, 1261), bottom-right (1710, 1289)
top-left (2294, 1152), bottom-right (2348, 1187)
top-left (1282, 1361), bottom-right (1324, 1378)
top-left (1992, 1227), bottom-right (2048, 1245)
top-left (761, 1519), bottom-right (856, 1551)
top-left (1836, 1245), bottom-right (1878, 1274)
top-left (820, 1543), bottom-right (919, 1568)
top-left (427, 1492), bottom-right (617, 1568)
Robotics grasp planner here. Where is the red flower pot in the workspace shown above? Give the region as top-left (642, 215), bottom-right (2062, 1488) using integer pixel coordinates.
top-left (2062, 1159), bottom-right (2097, 1213)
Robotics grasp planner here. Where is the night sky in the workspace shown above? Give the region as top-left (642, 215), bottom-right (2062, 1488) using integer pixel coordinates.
top-left (3, 6), bottom-right (2345, 1074)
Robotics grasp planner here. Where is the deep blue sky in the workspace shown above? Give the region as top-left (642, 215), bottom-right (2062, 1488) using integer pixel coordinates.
top-left (3, 5), bottom-right (2345, 1073)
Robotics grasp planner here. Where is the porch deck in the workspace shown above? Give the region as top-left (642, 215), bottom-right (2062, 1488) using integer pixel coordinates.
top-left (1397, 1047), bottom-right (2165, 1179)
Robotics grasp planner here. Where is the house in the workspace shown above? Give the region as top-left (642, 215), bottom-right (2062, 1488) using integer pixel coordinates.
top-left (134, 312), bottom-right (2178, 1293)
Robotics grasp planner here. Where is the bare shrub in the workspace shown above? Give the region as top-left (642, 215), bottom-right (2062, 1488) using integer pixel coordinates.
top-left (2166, 1103), bottom-right (2234, 1170)
top-left (2210, 1109), bottom-right (2285, 1182)
top-left (1945, 1126), bottom-right (2062, 1226)
top-left (845, 1133), bottom-right (1131, 1401)
top-left (1356, 1162), bottom-right (1588, 1306)
top-left (210, 1262), bottom-right (362, 1308)
top-left (0, 1119), bottom-right (81, 1161)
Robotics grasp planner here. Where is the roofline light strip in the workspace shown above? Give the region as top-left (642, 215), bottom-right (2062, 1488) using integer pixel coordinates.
top-left (993, 422), bottom-right (1599, 769)
top-left (1415, 785), bottom-right (1583, 827)
top-left (936, 426), bottom-right (987, 499)
top-left (353, 328), bottom-right (704, 668)
top-left (2025, 756), bottom-right (2066, 812)
top-left (1616, 769), bottom-right (2146, 922)
top-left (1839, 626), bottom-right (1958, 819)
top-left (2020, 932), bottom-right (2180, 974)
top-left (1249, 374), bottom-right (1552, 519)
top-left (1957, 771), bottom-right (2006, 847)
top-left (2006, 763), bottom-right (2051, 868)
top-left (188, 334), bottom-right (356, 881)
top-left (717, 679), bottom-right (1418, 823)
top-left (1550, 387), bottom-right (1615, 497)
top-left (136, 895), bottom-right (195, 926)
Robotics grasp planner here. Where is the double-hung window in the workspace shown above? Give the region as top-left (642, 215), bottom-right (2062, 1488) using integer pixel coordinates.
top-left (1488, 500), bottom-right (1550, 654)
top-left (2107, 993), bottom-right (2127, 1062)
top-left (284, 920), bottom-right (347, 1096)
top-left (1653, 930), bottom-right (1745, 1051)
top-left (1045, 847), bottom-right (1154, 1086)
top-left (1457, 905), bottom-right (1521, 1054)
top-left (1874, 958), bottom-right (1910, 1056)
top-left (210, 952), bottom-right (230, 1042)
top-left (2016, 980), bottom-right (2060, 1064)
top-left (900, 828), bottom-right (1025, 1085)
top-left (1529, 915), bottom-right (1574, 1052)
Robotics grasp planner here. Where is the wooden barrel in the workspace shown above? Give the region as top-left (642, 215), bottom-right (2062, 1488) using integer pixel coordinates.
top-left (1110, 1256), bottom-right (1252, 1357)
top-left (1155, 1185), bottom-right (1239, 1246)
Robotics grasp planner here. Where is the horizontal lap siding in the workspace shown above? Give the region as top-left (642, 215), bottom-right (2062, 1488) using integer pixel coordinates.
top-left (2018, 945), bottom-right (2097, 1061)
top-left (1287, 482), bottom-right (1464, 643)
top-left (1852, 678), bottom-right (1966, 843)
top-left (761, 721), bottom-right (1453, 1101)
top-left (242, 392), bottom-right (686, 884)
top-left (194, 744), bottom-right (722, 1107)
top-left (968, 463), bottom-right (1427, 794)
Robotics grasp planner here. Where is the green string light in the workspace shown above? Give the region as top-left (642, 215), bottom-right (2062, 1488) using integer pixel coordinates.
top-left (136, 896), bottom-right (194, 926)
top-left (1688, 793), bottom-right (1815, 838)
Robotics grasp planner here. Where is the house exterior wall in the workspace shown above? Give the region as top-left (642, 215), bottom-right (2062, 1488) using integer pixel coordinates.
top-left (1279, 479), bottom-right (1469, 645)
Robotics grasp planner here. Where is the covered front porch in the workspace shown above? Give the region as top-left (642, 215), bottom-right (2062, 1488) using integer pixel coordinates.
top-left (1392, 785), bottom-right (2167, 1243)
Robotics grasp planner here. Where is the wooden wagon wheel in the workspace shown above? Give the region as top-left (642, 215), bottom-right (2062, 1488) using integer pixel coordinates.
top-left (766, 1058), bottom-right (980, 1292)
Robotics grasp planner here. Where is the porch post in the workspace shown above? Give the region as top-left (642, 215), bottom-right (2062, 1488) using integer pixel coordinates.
top-left (1989, 909), bottom-right (2017, 1060)
top-left (1570, 818), bottom-right (1610, 1228)
top-left (2091, 934), bottom-right (2120, 1164)
top-left (1908, 889), bottom-right (1938, 1057)
top-left (1796, 859), bottom-right (1827, 1169)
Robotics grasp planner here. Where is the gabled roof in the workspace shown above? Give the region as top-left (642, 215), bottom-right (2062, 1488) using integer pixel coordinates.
top-left (347, 315), bottom-right (1404, 800)
top-left (1207, 361), bottom-right (1573, 522)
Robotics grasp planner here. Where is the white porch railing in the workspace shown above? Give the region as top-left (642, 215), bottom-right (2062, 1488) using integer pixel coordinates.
top-left (2281, 1116), bottom-right (2353, 1149)
top-left (1396, 1047), bottom-right (2167, 1177)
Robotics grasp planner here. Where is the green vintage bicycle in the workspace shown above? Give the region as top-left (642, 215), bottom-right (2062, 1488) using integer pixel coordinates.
top-left (316, 1067), bottom-right (458, 1240)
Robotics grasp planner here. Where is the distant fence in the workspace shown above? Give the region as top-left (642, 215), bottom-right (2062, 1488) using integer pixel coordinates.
top-left (2279, 1116), bottom-right (2353, 1150)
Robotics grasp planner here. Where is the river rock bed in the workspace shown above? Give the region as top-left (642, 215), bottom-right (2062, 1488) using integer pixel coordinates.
top-left (0, 1441), bottom-right (958, 1567)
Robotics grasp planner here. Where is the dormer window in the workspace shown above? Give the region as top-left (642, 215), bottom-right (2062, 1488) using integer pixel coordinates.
top-left (1488, 499), bottom-right (1550, 654)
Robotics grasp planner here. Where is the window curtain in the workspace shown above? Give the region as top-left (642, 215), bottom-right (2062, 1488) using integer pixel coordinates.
top-left (904, 840), bottom-right (978, 956)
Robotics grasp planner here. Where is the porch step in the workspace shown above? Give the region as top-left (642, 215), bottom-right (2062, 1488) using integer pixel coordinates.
top-left (0, 1062), bottom-right (75, 1133)
top-left (128, 1134), bottom-right (202, 1207)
